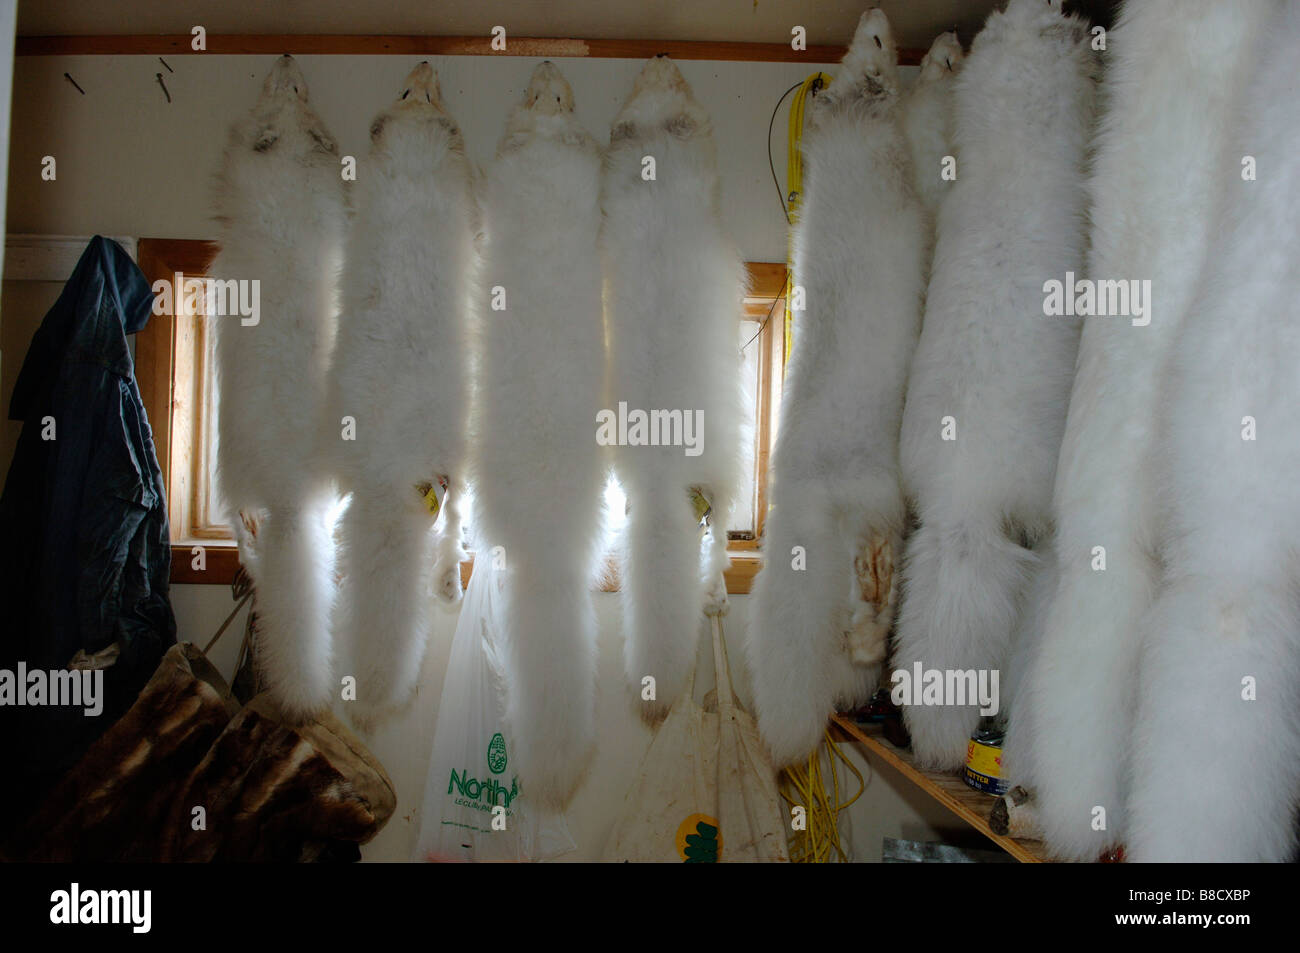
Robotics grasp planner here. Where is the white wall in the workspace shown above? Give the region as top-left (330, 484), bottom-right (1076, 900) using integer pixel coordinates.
top-left (6, 53), bottom-right (826, 258)
top-left (4, 51), bottom-right (965, 861)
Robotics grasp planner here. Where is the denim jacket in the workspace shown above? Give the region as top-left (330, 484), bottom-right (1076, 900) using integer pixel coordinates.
top-left (0, 236), bottom-right (176, 813)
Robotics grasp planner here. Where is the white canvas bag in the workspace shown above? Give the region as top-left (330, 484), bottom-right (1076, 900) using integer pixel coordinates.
top-left (604, 615), bottom-right (789, 862)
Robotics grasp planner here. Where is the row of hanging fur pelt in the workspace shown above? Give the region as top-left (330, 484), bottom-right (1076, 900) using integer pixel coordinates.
top-left (211, 54), bottom-right (744, 809)
top-left (213, 59), bottom-right (474, 727)
top-left (472, 56), bottom-right (744, 805)
top-left (1006, 0), bottom-right (1285, 862)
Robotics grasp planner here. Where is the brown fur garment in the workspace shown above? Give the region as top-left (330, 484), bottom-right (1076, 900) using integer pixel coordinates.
top-left (160, 693), bottom-right (396, 862)
top-left (13, 643), bottom-right (240, 861)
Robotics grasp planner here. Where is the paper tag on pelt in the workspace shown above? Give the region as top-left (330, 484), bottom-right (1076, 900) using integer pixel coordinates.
top-left (416, 476), bottom-right (449, 518)
top-left (689, 487), bottom-right (712, 527)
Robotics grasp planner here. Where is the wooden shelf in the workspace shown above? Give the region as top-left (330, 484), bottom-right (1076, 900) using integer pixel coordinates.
top-left (829, 713), bottom-right (1050, 863)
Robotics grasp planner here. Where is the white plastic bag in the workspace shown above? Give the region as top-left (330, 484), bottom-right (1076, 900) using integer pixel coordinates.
top-left (414, 563), bottom-right (575, 862)
top-left (603, 616), bottom-right (789, 863)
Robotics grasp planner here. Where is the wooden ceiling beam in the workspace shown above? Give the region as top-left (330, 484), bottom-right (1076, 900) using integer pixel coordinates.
top-left (16, 33), bottom-right (925, 65)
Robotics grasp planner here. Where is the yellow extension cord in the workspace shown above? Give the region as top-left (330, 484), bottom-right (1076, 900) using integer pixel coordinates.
top-left (783, 71), bottom-right (830, 367)
top-left (780, 727), bottom-right (867, 863)
top-left (777, 73), bottom-right (869, 863)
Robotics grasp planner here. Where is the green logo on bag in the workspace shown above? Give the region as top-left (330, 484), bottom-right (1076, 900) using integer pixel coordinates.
top-left (676, 814), bottom-right (721, 863)
top-left (448, 768), bottom-right (519, 809)
top-left (487, 732), bottom-right (508, 775)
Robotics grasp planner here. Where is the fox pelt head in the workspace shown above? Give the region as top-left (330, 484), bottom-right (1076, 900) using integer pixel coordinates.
top-left (498, 60), bottom-right (598, 155)
top-left (235, 54), bottom-right (338, 158)
top-left (366, 61), bottom-right (466, 169)
top-left (917, 31), bottom-right (964, 82)
top-left (811, 8), bottom-right (902, 126)
top-left (609, 55), bottom-right (712, 146)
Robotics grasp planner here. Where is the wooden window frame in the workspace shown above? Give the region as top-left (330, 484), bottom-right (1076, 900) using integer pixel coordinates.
top-left (734, 261), bottom-right (787, 551)
top-left (135, 238), bottom-right (785, 592)
top-left (136, 238), bottom-right (239, 584)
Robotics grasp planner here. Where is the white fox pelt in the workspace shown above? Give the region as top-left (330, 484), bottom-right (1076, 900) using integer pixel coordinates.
top-left (1005, 0), bottom-right (1277, 861)
top-left (894, 0), bottom-right (1096, 770)
top-left (210, 55), bottom-right (347, 720)
top-left (326, 62), bottom-right (474, 727)
top-left (1126, 1), bottom-right (1298, 863)
top-left (470, 62), bottom-right (605, 808)
top-left (901, 31), bottom-right (963, 223)
top-left (745, 10), bottom-right (925, 768)
top-left (601, 56), bottom-right (745, 721)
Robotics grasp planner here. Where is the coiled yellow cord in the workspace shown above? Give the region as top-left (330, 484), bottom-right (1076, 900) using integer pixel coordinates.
top-left (779, 726), bottom-right (866, 863)
top-left (783, 71), bottom-right (831, 368)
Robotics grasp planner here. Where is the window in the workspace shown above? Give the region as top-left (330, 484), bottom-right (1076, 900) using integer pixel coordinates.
top-left (135, 238), bottom-right (787, 592)
top-left (135, 238), bottom-right (236, 584)
top-left (735, 261), bottom-right (787, 549)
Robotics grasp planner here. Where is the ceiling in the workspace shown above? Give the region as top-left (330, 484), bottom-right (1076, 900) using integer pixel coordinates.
top-left (18, 0), bottom-right (1121, 50)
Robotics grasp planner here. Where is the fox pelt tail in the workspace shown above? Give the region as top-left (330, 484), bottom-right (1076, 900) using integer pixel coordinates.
top-left (331, 484), bottom-right (438, 729)
top-left (895, 516), bottom-right (1036, 769)
top-left (239, 493), bottom-right (338, 721)
top-left (748, 485), bottom-right (878, 767)
top-left (999, 539), bottom-right (1058, 789)
top-left (621, 478), bottom-right (707, 724)
top-left (499, 556), bottom-right (599, 810)
top-left (1129, 580), bottom-right (1300, 862)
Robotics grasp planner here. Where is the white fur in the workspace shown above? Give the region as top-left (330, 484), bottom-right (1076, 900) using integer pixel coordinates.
top-left (895, 0), bottom-right (1096, 770)
top-left (901, 31), bottom-right (963, 223)
top-left (1006, 0), bottom-right (1276, 860)
top-left (1127, 1), bottom-right (1298, 862)
top-left (326, 63), bottom-right (475, 727)
top-left (601, 57), bottom-right (745, 721)
top-left (747, 10), bottom-right (925, 768)
top-left (470, 62), bottom-right (605, 809)
top-left (210, 55), bottom-right (346, 720)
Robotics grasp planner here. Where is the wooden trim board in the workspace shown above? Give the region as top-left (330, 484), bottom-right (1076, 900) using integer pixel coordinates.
top-left (745, 261), bottom-right (789, 298)
top-left (3, 234), bottom-right (137, 282)
top-left (829, 713), bottom-right (1050, 863)
top-left (16, 34), bottom-right (925, 65)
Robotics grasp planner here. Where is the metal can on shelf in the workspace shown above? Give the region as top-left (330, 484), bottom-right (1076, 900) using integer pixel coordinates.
top-left (963, 720), bottom-right (1008, 796)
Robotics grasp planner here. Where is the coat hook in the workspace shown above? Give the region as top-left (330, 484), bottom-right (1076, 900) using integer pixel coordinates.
top-left (159, 56), bottom-right (173, 73)
top-left (64, 72), bottom-right (85, 95)
top-left (156, 72), bottom-right (171, 103)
